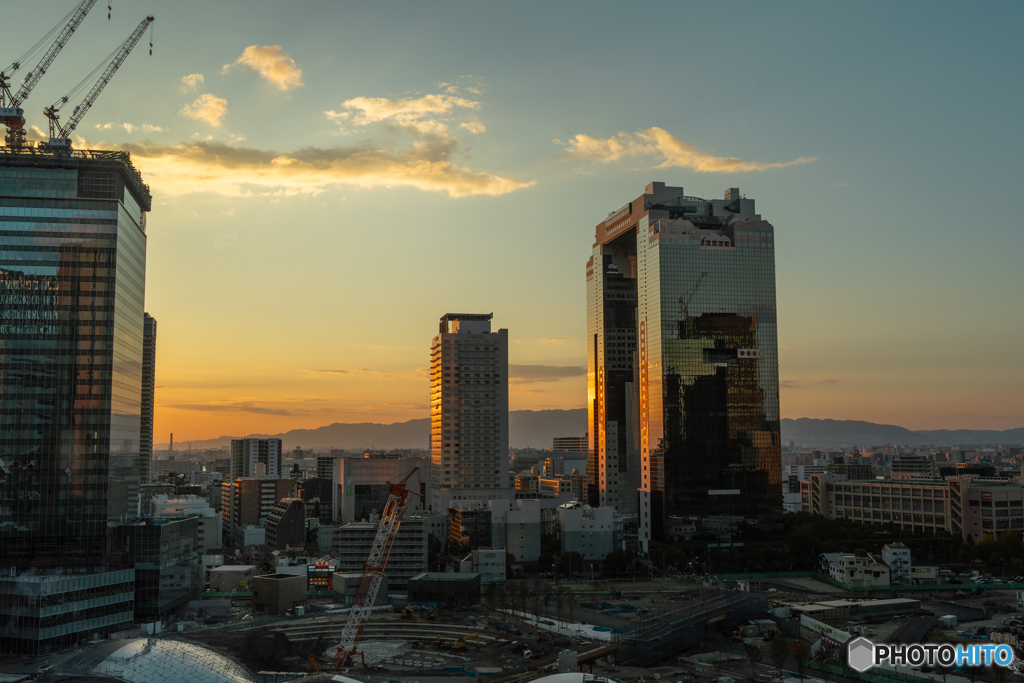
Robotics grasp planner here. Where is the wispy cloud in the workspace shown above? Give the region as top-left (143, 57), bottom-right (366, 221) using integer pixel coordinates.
top-left (539, 337), bottom-right (569, 343)
top-left (180, 93), bottom-right (228, 127)
top-left (164, 401), bottom-right (291, 416)
top-left (122, 139), bottom-right (532, 198)
top-left (781, 377), bottom-right (840, 389)
top-left (326, 93), bottom-right (480, 136)
top-left (508, 364), bottom-right (586, 384)
top-left (224, 45), bottom-right (303, 91)
top-left (180, 73), bottom-right (204, 92)
top-left (558, 126), bottom-right (816, 173)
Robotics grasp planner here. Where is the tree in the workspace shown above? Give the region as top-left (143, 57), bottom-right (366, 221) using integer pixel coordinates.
top-left (484, 582), bottom-right (503, 611)
top-left (537, 553), bottom-right (555, 573)
top-left (505, 552), bottom-right (517, 577)
top-left (792, 641), bottom-right (811, 681)
top-left (744, 643), bottom-right (763, 679)
top-left (560, 552), bottom-right (584, 579)
top-left (768, 637), bottom-right (790, 677)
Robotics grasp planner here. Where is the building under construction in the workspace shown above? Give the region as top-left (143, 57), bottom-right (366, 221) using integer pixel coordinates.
top-left (614, 589), bottom-right (769, 665)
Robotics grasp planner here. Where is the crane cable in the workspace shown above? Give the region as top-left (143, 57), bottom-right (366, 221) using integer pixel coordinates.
top-left (49, 40), bottom-right (122, 111)
top-left (2, 2), bottom-right (82, 76)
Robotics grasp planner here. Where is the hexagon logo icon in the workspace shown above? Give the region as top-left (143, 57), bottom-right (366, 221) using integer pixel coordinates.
top-left (847, 637), bottom-right (875, 672)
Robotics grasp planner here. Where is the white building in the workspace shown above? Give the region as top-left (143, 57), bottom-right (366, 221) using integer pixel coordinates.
top-left (557, 503), bottom-right (615, 562)
top-left (151, 495), bottom-right (222, 554)
top-left (822, 551), bottom-right (890, 588)
top-left (429, 313), bottom-right (510, 511)
top-left (334, 515), bottom-right (427, 588)
top-left (231, 438), bottom-right (283, 479)
top-left (233, 524), bottom-right (265, 548)
top-left (461, 547), bottom-right (506, 589)
top-left (489, 499), bottom-right (542, 564)
top-left (881, 542), bottom-right (912, 585)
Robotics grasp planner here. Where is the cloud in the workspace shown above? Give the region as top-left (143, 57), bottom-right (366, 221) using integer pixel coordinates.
top-left (326, 93), bottom-right (481, 136)
top-left (224, 45), bottom-right (303, 91)
top-left (559, 126), bottom-right (816, 173)
top-left (781, 378), bottom-right (840, 389)
top-left (121, 139), bottom-right (533, 198)
top-left (180, 93), bottom-right (228, 127)
top-left (508, 364), bottom-right (586, 384)
top-left (180, 73), bottom-right (204, 92)
top-left (95, 122), bottom-right (114, 130)
top-left (459, 119), bottom-right (486, 134)
top-left (164, 401), bottom-right (291, 416)
top-left (141, 124), bottom-right (164, 133)
top-left (539, 337), bottom-right (569, 343)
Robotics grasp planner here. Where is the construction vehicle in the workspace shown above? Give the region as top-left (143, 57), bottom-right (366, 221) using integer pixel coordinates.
top-left (323, 468), bottom-right (424, 671)
top-left (0, 0), bottom-right (97, 148)
top-left (411, 641), bottom-right (425, 650)
top-left (43, 14), bottom-right (154, 149)
top-left (453, 633), bottom-right (481, 651)
top-left (401, 606), bottom-right (414, 619)
top-left (762, 627), bottom-right (781, 641)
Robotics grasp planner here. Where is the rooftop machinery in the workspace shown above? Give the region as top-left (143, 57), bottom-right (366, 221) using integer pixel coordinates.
top-left (0, 0), bottom-right (97, 148)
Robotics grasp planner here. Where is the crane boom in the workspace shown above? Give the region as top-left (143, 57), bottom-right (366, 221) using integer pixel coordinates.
top-left (330, 468), bottom-right (423, 670)
top-left (1, 0), bottom-right (97, 148)
top-left (44, 14), bottom-right (153, 147)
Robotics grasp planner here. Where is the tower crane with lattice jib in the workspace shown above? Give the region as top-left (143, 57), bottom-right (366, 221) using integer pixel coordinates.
top-left (326, 467), bottom-right (423, 671)
top-left (0, 0), bottom-right (98, 148)
top-left (43, 14), bottom-right (152, 149)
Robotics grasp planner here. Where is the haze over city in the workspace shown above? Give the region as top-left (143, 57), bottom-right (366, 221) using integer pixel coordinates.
top-left (5, 0), bottom-right (1022, 443)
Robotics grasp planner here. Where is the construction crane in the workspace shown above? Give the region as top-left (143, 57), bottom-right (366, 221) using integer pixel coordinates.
top-left (323, 468), bottom-right (423, 671)
top-left (0, 0), bottom-right (98, 148)
top-left (43, 14), bottom-right (153, 149)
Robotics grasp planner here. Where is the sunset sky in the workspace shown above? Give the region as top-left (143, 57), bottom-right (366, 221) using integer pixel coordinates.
top-left (5, 1), bottom-right (1022, 443)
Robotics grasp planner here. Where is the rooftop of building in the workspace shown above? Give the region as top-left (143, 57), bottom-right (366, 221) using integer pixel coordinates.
top-left (210, 565), bottom-right (256, 572)
top-left (0, 145), bottom-right (152, 211)
top-left (256, 573), bottom-right (305, 581)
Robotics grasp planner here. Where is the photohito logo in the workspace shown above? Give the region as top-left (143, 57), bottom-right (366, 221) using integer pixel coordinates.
top-left (846, 637), bottom-right (1015, 672)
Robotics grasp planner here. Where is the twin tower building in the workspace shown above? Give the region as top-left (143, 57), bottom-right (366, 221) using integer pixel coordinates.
top-left (430, 182), bottom-right (782, 550)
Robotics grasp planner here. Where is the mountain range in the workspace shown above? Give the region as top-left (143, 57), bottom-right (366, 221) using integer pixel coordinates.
top-left (156, 412), bottom-right (1024, 452)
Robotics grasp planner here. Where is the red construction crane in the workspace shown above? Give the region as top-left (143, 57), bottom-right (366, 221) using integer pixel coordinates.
top-left (328, 468), bottom-right (423, 671)
top-left (0, 0), bottom-right (98, 148)
top-left (43, 14), bottom-right (153, 149)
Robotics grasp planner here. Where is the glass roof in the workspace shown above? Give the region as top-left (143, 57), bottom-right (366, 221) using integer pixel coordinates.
top-left (84, 638), bottom-right (257, 683)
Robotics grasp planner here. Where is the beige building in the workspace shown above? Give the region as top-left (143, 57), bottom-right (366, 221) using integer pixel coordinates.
top-left (251, 573), bottom-right (306, 615)
top-left (429, 313), bottom-right (510, 510)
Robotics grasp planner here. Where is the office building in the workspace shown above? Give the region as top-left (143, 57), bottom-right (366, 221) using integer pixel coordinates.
top-left (299, 476), bottom-right (333, 522)
top-left (558, 503), bottom-right (615, 563)
top-left (429, 313), bottom-right (510, 510)
top-left (460, 547), bottom-right (506, 589)
top-left (230, 438), bottom-right (283, 479)
top-left (553, 436), bottom-right (588, 452)
top-left (0, 147), bottom-right (152, 568)
top-left (150, 494), bottom-right (222, 555)
top-left (317, 454), bottom-right (337, 480)
top-left (265, 498), bottom-right (307, 551)
top-left (334, 515), bottom-right (427, 588)
top-left (332, 457), bottom-right (428, 524)
top-left (881, 542), bottom-right (911, 585)
top-left (139, 313), bottom-right (157, 486)
top-left (221, 477), bottom-right (293, 542)
top-left (586, 182), bottom-right (782, 547)
top-left (108, 517), bottom-right (199, 618)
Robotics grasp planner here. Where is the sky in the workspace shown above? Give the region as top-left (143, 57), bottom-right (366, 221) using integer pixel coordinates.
top-left (4, 1), bottom-right (1023, 443)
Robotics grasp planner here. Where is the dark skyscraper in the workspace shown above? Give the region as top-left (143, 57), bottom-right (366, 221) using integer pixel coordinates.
top-left (139, 312), bottom-right (157, 487)
top-left (586, 182), bottom-right (781, 550)
top-left (0, 148), bottom-right (151, 566)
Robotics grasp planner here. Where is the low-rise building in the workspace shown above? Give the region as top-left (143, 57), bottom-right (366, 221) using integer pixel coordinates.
top-left (209, 565), bottom-right (257, 592)
top-left (151, 495), bottom-right (222, 555)
top-left (881, 542), bottom-right (912, 585)
top-left (821, 551), bottom-right (890, 589)
top-left (558, 503), bottom-right (615, 563)
top-left (252, 573), bottom-right (306, 615)
top-left (407, 572), bottom-right (481, 606)
top-left (460, 547), bottom-right (506, 590)
top-left (333, 573), bottom-right (388, 606)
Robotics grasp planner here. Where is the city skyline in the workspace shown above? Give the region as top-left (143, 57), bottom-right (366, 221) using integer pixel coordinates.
top-left (3, 1), bottom-right (1022, 442)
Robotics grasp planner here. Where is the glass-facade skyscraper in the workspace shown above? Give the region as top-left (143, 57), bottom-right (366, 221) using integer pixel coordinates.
top-left (586, 182), bottom-right (781, 550)
top-left (0, 147), bottom-right (151, 567)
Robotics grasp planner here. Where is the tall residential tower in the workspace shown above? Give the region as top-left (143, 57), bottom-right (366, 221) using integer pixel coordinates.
top-left (586, 182), bottom-right (782, 549)
top-left (429, 313), bottom-right (509, 511)
top-left (139, 312), bottom-right (157, 486)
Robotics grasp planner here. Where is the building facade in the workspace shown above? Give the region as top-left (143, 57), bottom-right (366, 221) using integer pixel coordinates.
top-left (230, 438), bottom-right (283, 479)
top-left (139, 313), bottom-right (157, 487)
top-left (429, 313), bottom-right (509, 510)
top-left (334, 515), bottom-right (427, 588)
top-left (586, 182), bottom-right (782, 548)
top-left (150, 495), bottom-right (222, 555)
top-left (108, 517), bottom-right (199, 618)
top-left (553, 436), bottom-right (588, 452)
top-left (265, 498), bottom-right (306, 551)
top-left (221, 477), bottom-right (293, 543)
top-left (0, 148), bottom-right (152, 568)
top-left (331, 457), bottom-right (428, 524)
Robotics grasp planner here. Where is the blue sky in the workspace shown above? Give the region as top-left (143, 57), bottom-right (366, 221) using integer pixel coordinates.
top-left (4, 1), bottom-right (1022, 441)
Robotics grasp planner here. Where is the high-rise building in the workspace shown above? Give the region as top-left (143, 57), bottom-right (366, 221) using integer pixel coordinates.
top-left (139, 313), bottom-right (157, 486)
top-left (429, 313), bottom-right (509, 510)
top-left (0, 147), bottom-right (152, 568)
top-left (586, 182), bottom-right (782, 549)
top-left (553, 436), bottom-right (588, 452)
top-left (230, 437), bottom-right (283, 479)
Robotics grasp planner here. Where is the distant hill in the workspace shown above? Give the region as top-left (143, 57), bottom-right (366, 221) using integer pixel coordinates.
top-left (781, 418), bottom-right (1024, 447)
top-left (155, 408), bottom-right (588, 451)
top-left (158, 412), bottom-right (1022, 452)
